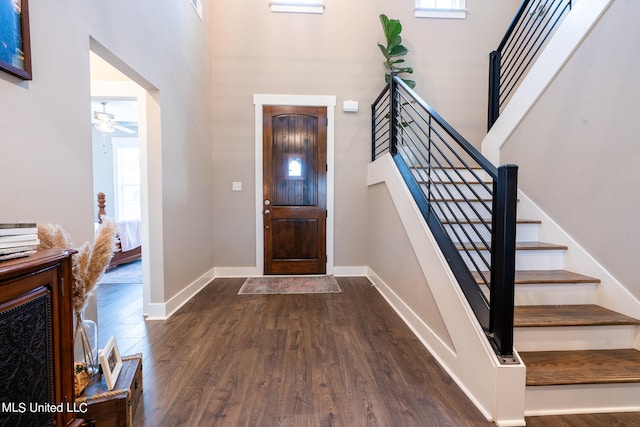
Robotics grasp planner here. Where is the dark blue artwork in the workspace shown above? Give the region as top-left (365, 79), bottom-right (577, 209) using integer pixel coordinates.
top-left (0, 0), bottom-right (23, 70)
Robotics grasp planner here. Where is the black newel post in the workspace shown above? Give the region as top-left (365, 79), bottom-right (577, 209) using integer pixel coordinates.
top-left (490, 164), bottom-right (518, 359)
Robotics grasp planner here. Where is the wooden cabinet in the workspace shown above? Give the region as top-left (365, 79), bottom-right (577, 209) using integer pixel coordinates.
top-left (0, 249), bottom-right (85, 427)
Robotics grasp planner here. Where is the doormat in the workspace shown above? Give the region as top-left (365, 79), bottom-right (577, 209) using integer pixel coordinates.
top-left (238, 275), bottom-right (341, 295)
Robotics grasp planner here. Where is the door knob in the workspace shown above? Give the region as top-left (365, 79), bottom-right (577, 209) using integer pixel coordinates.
top-left (264, 209), bottom-right (271, 215)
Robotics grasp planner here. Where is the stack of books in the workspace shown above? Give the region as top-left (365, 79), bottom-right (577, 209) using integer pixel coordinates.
top-left (0, 223), bottom-right (39, 261)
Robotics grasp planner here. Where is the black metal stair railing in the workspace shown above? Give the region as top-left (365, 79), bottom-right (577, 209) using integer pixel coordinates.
top-left (372, 75), bottom-right (518, 361)
top-left (488, 0), bottom-right (572, 129)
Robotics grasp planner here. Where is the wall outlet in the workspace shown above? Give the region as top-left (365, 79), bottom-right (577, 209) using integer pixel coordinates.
top-left (232, 181), bottom-right (242, 191)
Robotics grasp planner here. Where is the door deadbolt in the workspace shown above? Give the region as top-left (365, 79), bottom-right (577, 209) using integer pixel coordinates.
top-left (264, 199), bottom-right (271, 206)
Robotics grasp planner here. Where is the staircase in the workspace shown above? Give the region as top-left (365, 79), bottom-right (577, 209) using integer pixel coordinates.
top-left (421, 166), bottom-right (640, 415)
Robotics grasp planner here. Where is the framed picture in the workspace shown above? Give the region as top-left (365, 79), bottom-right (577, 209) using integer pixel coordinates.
top-left (99, 336), bottom-right (123, 390)
top-left (0, 0), bottom-right (32, 80)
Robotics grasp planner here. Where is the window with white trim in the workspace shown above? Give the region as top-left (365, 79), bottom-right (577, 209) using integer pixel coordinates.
top-left (270, 0), bottom-right (324, 14)
top-left (416, 0), bottom-right (467, 19)
top-left (113, 139), bottom-right (141, 221)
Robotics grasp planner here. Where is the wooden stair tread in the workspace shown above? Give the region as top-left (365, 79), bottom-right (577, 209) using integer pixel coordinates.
top-left (456, 241), bottom-right (567, 251)
top-left (520, 349), bottom-right (640, 386)
top-left (472, 270), bottom-right (600, 285)
top-left (514, 304), bottom-right (640, 327)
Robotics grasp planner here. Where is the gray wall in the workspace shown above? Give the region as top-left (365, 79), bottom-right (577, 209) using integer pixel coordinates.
top-left (501, 0), bottom-right (640, 299)
top-left (0, 0), bottom-right (520, 304)
top-left (210, 0), bottom-right (520, 269)
top-left (0, 0), bottom-right (213, 303)
top-left (368, 183), bottom-right (453, 348)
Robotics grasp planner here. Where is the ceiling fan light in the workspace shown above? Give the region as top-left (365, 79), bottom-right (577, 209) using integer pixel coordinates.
top-left (94, 111), bottom-right (113, 121)
top-left (95, 120), bottom-right (115, 133)
top-left (94, 110), bottom-right (115, 133)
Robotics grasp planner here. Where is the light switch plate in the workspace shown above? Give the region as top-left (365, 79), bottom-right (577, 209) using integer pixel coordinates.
top-left (232, 181), bottom-right (242, 191)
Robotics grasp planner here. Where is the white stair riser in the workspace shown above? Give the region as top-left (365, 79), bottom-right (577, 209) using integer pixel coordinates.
top-left (514, 283), bottom-right (597, 306)
top-left (445, 223), bottom-right (492, 245)
top-left (514, 223), bottom-right (539, 242)
top-left (461, 248), bottom-right (565, 271)
top-left (515, 325), bottom-right (637, 351)
top-left (423, 183), bottom-right (492, 199)
top-left (525, 383), bottom-right (640, 416)
top-left (445, 222), bottom-right (539, 243)
top-left (431, 201), bottom-right (493, 220)
top-left (411, 168), bottom-right (489, 183)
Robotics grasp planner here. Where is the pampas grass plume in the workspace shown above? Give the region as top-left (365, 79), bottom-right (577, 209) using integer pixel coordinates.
top-left (84, 219), bottom-right (118, 309)
top-left (73, 242), bottom-right (91, 312)
top-left (38, 223), bottom-right (73, 250)
top-left (38, 220), bottom-right (117, 313)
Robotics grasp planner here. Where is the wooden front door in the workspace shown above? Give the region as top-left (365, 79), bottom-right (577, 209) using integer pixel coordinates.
top-left (263, 105), bottom-right (327, 275)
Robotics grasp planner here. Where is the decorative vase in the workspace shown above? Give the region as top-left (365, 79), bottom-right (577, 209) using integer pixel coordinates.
top-left (74, 311), bottom-right (99, 376)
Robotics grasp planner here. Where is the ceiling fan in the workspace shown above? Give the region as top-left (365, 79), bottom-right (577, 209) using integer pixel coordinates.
top-left (93, 101), bottom-right (136, 134)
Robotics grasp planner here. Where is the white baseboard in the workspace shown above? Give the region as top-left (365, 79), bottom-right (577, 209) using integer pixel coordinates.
top-left (213, 266), bottom-right (261, 277)
top-left (143, 303), bottom-right (167, 320)
top-left (145, 265), bottom-right (368, 320)
top-left (332, 265), bottom-right (368, 276)
top-left (144, 267), bottom-right (215, 320)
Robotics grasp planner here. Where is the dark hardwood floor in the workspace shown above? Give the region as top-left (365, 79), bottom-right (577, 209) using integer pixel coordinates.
top-left (96, 276), bottom-right (640, 426)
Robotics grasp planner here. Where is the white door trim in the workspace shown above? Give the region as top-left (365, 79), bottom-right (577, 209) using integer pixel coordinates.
top-left (253, 94), bottom-right (336, 275)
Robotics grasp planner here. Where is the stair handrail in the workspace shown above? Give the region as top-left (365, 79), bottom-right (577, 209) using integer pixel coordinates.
top-left (372, 75), bottom-right (518, 361)
top-left (488, 0), bottom-right (572, 129)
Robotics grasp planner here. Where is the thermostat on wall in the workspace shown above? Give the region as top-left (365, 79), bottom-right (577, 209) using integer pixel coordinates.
top-left (343, 100), bottom-right (359, 113)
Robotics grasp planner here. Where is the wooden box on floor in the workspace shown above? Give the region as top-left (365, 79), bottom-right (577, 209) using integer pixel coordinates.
top-left (77, 353), bottom-right (143, 427)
